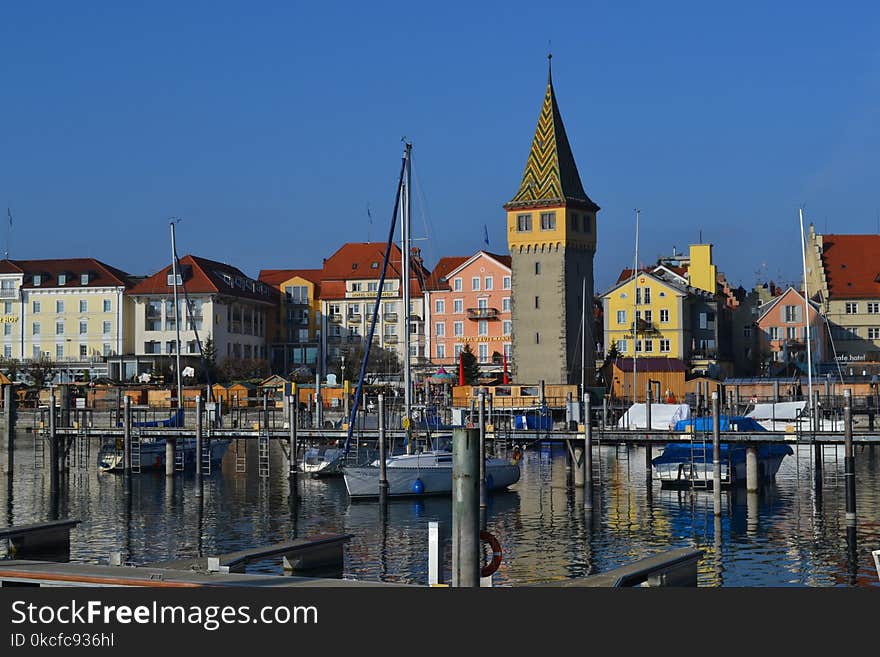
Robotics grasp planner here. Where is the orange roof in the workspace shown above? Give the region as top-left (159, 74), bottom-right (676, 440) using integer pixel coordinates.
top-left (424, 256), bottom-right (469, 291)
top-left (128, 255), bottom-right (277, 303)
top-left (319, 242), bottom-right (430, 300)
top-left (258, 268), bottom-right (323, 296)
top-left (820, 234), bottom-right (880, 299)
top-left (1, 258), bottom-right (134, 288)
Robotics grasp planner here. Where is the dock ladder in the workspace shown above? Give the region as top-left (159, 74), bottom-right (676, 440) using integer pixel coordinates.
top-left (74, 423), bottom-right (90, 469)
top-left (200, 429), bottom-right (212, 476)
top-left (174, 437), bottom-right (185, 472)
top-left (690, 432), bottom-right (709, 490)
top-left (258, 427), bottom-right (270, 478)
top-left (235, 439), bottom-right (247, 474)
top-left (130, 427), bottom-right (142, 474)
top-left (33, 428), bottom-right (46, 470)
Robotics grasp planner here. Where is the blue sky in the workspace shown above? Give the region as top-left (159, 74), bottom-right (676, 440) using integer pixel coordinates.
top-left (2, 1), bottom-right (880, 293)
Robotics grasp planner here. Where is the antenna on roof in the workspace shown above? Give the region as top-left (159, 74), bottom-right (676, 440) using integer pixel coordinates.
top-left (5, 207), bottom-right (11, 260)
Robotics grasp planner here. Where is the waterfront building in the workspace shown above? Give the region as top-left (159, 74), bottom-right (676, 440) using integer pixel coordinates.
top-left (804, 226), bottom-right (880, 365)
top-left (0, 258), bottom-right (135, 378)
top-left (755, 286), bottom-right (826, 375)
top-left (504, 59), bottom-right (599, 386)
top-left (127, 255), bottom-right (276, 376)
top-left (317, 242), bottom-right (429, 368)
top-left (423, 250), bottom-right (512, 373)
top-left (258, 269), bottom-right (323, 374)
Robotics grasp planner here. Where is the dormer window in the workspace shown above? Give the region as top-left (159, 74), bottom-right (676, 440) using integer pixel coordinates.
top-left (370, 262), bottom-right (379, 269)
top-left (167, 272), bottom-right (183, 286)
top-left (80, 273), bottom-right (90, 285)
top-left (33, 274), bottom-right (42, 286)
top-left (352, 263), bottom-right (358, 270)
top-left (58, 273), bottom-right (67, 286)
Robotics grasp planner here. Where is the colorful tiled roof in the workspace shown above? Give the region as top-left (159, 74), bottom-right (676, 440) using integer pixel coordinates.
top-left (819, 234), bottom-right (880, 299)
top-left (128, 255), bottom-right (277, 303)
top-left (1, 258), bottom-right (134, 288)
top-left (505, 61), bottom-right (599, 212)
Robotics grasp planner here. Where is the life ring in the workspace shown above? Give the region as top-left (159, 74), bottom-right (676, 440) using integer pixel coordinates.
top-left (480, 531), bottom-right (502, 577)
top-left (511, 446), bottom-right (522, 465)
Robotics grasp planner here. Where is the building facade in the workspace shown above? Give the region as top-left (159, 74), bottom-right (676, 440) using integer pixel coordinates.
top-left (504, 61), bottom-right (598, 385)
top-left (0, 258), bottom-right (134, 376)
top-left (423, 251), bottom-right (512, 370)
top-left (756, 286), bottom-right (826, 375)
top-left (127, 255), bottom-right (276, 375)
top-left (259, 269), bottom-right (323, 374)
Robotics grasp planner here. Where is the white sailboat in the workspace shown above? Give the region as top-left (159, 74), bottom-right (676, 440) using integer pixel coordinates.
top-left (342, 144), bottom-right (521, 499)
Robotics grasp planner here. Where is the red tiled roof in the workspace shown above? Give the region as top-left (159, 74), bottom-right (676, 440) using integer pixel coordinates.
top-left (820, 234), bottom-right (880, 299)
top-left (2, 258), bottom-right (134, 288)
top-left (616, 267), bottom-right (652, 284)
top-left (128, 255), bottom-right (277, 303)
top-left (319, 242), bottom-right (430, 300)
top-left (613, 357), bottom-right (687, 373)
top-left (424, 256), bottom-right (469, 291)
top-left (258, 269), bottom-right (323, 296)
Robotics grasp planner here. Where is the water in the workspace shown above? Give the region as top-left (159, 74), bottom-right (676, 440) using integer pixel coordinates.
top-left (2, 435), bottom-right (879, 586)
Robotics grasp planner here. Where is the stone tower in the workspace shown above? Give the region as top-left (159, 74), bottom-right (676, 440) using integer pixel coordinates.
top-left (504, 59), bottom-right (599, 386)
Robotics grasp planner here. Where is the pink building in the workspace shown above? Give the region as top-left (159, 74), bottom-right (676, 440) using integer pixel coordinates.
top-left (423, 251), bottom-right (512, 371)
top-left (756, 286), bottom-right (827, 374)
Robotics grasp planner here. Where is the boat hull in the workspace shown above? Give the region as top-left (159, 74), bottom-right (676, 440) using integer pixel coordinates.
top-left (652, 443), bottom-right (791, 488)
top-left (98, 438), bottom-right (230, 473)
top-left (344, 459), bottom-right (520, 499)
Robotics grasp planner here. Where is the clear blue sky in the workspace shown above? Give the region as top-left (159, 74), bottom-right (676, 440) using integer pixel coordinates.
top-left (3, 1), bottom-right (880, 293)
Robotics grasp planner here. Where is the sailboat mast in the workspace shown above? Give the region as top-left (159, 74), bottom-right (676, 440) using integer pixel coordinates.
top-left (581, 276), bottom-right (586, 397)
top-left (632, 209), bottom-right (640, 403)
top-left (170, 221), bottom-right (184, 411)
top-left (799, 208), bottom-right (814, 423)
top-left (402, 143), bottom-right (413, 450)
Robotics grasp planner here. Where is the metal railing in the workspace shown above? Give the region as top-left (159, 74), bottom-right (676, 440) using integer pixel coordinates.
top-left (466, 307), bottom-right (499, 320)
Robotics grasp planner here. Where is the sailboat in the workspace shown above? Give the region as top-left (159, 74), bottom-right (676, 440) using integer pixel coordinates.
top-left (342, 144), bottom-right (521, 499)
top-left (98, 221), bottom-right (230, 472)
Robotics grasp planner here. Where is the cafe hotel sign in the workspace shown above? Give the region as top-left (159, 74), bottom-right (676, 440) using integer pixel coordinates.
top-left (0, 316), bottom-right (18, 323)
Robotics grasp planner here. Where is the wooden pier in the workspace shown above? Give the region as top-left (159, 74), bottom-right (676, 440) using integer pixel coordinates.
top-left (0, 519), bottom-right (81, 561)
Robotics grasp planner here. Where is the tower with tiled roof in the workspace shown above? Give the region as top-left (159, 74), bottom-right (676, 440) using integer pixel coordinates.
top-left (504, 57), bottom-right (598, 385)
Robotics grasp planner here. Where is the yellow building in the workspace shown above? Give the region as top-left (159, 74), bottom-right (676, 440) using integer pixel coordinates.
top-left (258, 269), bottom-right (324, 373)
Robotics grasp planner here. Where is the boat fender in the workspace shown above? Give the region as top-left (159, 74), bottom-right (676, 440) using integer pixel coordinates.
top-left (412, 478), bottom-right (424, 494)
top-left (511, 446), bottom-right (522, 465)
top-left (480, 531), bottom-right (502, 577)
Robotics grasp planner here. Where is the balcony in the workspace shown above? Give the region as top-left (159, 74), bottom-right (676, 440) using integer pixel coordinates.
top-left (348, 314), bottom-right (362, 323)
top-left (384, 335), bottom-right (398, 344)
top-left (466, 307), bottom-right (499, 320)
top-left (0, 288), bottom-right (19, 300)
top-left (383, 312), bottom-right (398, 322)
top-left (329, 314), bottom-right (343, 324)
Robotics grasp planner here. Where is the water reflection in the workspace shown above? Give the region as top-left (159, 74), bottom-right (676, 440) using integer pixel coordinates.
top-left (1, 435), bottom-right (879, 586)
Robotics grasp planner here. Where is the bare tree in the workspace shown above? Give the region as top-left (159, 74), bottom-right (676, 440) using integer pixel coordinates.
top-left (26, 356), bottom-right (56, 389)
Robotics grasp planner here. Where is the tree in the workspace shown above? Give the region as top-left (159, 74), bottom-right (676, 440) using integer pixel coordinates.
top-left (199, 335), bottom-right (218, 384)
top-left (0, 357), bottom-right (21, 382)
top-left (460, 344), bottom-right (481, 385)
top-left (331, 342), bottom-right (401, 382)
top-left (604, 340), bottom-right (621, 365)
top-left (26, 356), bottom-right (56, 388)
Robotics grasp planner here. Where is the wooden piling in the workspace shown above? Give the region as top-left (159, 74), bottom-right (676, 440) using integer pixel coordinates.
top-left (583, 394), bottom-right (592, 508)
top-left (478, 392), bottom-right (487, 523)
top-left (378, 394), bottom-right (388, 502)
top-left (3, 384), bottom-right (14, 473)
top-left (745, 445), bottom-right (759, 493)
top-left (49, 389), bottom-right (59, 492)
top-left (452, 427), bottom-right (479, 588)
top-left (123, 395), bottom-right (131, 477)
top-left (712, 392), bottom-right (721, 516)
top-left (844, 389), bottom-right (856, 527)
top-left (195, 396), bottom-right (203, 494)
top-left (288, 396), bottom-right (298, 505)
top-left (645, 383), bottom-right (653, 476)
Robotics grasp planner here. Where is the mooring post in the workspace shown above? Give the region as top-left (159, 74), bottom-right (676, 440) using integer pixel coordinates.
top-left (712, 392), bottom-right (722, 516)
top-left (166, 395), bottom-right (175, 477)
top-left (195, 394), bottom-right (203, 475)
top-left (867, 392), bottom-right (875, 433)
top-left (772, 380), bottom-right (779, 403)
top-left (478, 392), bottom-right (487, 525)
top-left (123, 395), bottom-right (132, 478)
top-left (428, 520), bottom-right (442, 586)
top-left (745, 443), bottom-right (759, 493)
top-left (288, 396), bottom-right (298, 504)
top-left (645, 382), bottom-right (653, 474)
top-left (602, 395), bottom-right (608, 429)
top-left (844, 389), bottom-right (856, 528)
top-left (49, 389), bottom-right (59, 492)
top-left (378, 394), bottom-right (388, 502)
top-left (3, 384), bottom-right (14, 472)
top-left (452, 427), bottom-right (480, 587)
top-left (583, 394), bottom-right (592, 505)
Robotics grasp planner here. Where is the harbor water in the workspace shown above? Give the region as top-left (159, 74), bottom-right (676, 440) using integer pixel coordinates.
top-left (2, 434), bottom-right (879, 586)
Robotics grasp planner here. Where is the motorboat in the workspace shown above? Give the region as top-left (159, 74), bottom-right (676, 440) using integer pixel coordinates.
top-left (97, 436), bottom-right (230, 473)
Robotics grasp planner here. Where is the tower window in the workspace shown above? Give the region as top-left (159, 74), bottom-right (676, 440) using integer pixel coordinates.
top-left (584, 214), bottom-right (592, 233)
top-left (517, 214), bottom-right (532, 232)
top-left (534, 296), bottom-right (539, 309)
top-left (535, 262), bottom-right (541, 275)
top-left (570, 213), bottom-right (579, 231)
top-left (536, 332), bottom-right (540, 344)
top-left (540, 212), bottom-right (556, 230)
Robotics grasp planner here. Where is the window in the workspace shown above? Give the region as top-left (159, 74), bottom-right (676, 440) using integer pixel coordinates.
top-left (617, 310), bottom-right (627, 324)
top-left (570, 213), bottom-right (579, 231)
top-left (660, 309), bottom-right (669, 323)
top-left (58, 273), bottom-right (67, 285)
top-left (103, 321), bottom-right (111, 335)
top-left (769, 327), bottom-right (780, 340)
top-left (644, 339), bottom-right (653, 353)
top-left (535, 332), bottom-right (540, 344)
top-left (477, 298), bottom-right (488, 309)
top-left (56, 300), bottom-right (64, 313)
top-left (699, 312), bottom-right (707, 329)
top-left (868, 302), bottom-right (880, 314)
top-left (472, 277), bottom-right (480, 291)
top-left (584, 214), bottom-right (592, 233)
top-left (617, 339), bottom-right (627, 354)
top-left (435, 322), bottom-right (445, 337)
top-left (3, 324), bottom-right (10, 336)
top-left (744, 325), bottom-right (752, 337)
top-left (453, 278), bottom-right (462, 292)
top-left (348, 303), bottom-right (360, 316)
top-left (79, 321), bottom-right (87, 335)
top-left (79, 299), bottom-right (87, 313)
top-left (3, 302), bottom-right (11, 313)
top-left (786, 326), bottom-right (797, 340)
top-left (435, 299), bottom-right (445, 314)
top-left (503, 320), bottom-right (512, 336)
top-left (503, 343), bottom-right (511, 360)
top-left (55, 322), bottom-right (64, 335)
top-left (80, 273), bottom-right (89, 285)
top-left (783, 305), bottom-right (802, 323)
top-left (635, 287), bottom-right (641, 305)
top-left (436, 344), bottom-right (446, 359)
top-left (484, 277), bottom-right (493, 290)
top-left (103, 343), bottom-right (111, 356)
top-left (79, 345), bottom-right (87, 357)
top-left (383, 281), bottom-right (394, 292)
top-left (869, 328), bottom-right (880, 340)
top-left (32, 301), bottom-right (40, 313)
top-left (454, 299), bottom-right (463, 313)
top-left (32, 322), bottom-right (40, 335)
top-left (502, 297), bottom-right (511, 312)
top-left (503, 276), bottom-right (511, 289)
top-left (478, 343), bottom-right (489, 363)
top-left (3, 345), bottom-right (10, 358)
top-left (540, 212), bottom-right (556, 230)
top-left (534, 296), bottom-right (539, 309)
top-left (367, 282), bottom-right (378, 292)
top-left (660, 339), bottom-right (670, 353)
top-left (33, 274), bottom-right (41, 286)
top-left (535, 262), bottom-right (541, 275)
top-left (32, 345), bottom-right (40, 359)
top-left (56, 344), bottom-right (64, 359)
top-left (635, 340), bottom-right (643, 352)
top-left (453, 321), bottom-right (464, 337)
top-left (103, 299), bottom-right (111, 312)
top-left (643, 287), bottom-right (651, 304)
top-left (644, 310), bottom-right (652, 323)
top-left (454, 344), bottom-right (463, 358)
top-left (517, 214), bottom-right (532, 232)
top-left (478, 320), bottom-right (488, 336)
top-left (845, 302), bottom-right (858, 314)
top-left (351, 282), bottom-right (362, 292)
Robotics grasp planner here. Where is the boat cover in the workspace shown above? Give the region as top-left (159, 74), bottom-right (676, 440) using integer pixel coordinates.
top-left (746, 401), bottom-right (806, 421)
top-left (672, 415), bottom-right (767, 432)
top-left (617, 403), bottom-right (690, 430)
top-left (652, 441), bottom-right (793, 465)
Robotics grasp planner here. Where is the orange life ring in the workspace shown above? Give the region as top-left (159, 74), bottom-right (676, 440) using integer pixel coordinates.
top-left (511, 446), bottom-right (522, 465)
top-left (480, 531), bottom-right (502, 577)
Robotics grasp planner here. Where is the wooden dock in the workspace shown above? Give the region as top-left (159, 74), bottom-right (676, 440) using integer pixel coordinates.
top-left (0, 519), bottom-right (81, 560)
